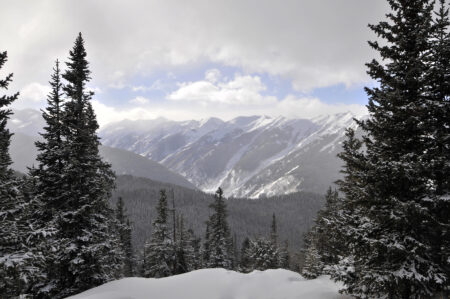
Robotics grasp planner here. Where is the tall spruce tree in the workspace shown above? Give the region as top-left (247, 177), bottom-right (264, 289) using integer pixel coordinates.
top-left (143, 189), bottom-right (173, 278)
top-left (27, 60), bottom-right (66, 297)
top-left (427, 0), bottom-right (450, 285)
top-left (239, 237), bottom-right (252, 272)
top-left (0, 50), bottom-right (33, 297)
top-left (270, 213), bottom-right (277, 246)
top-left (51, 33), bottom-right (119, 298)
top-left (204, 187), bottom-right (233, 269)
top-left (116, 197), bottom-right (134, 277)
top-left (334, 1), bottom-right (448, 297)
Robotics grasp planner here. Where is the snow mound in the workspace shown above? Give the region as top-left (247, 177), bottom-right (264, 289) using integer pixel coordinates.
top-left (68, 268), bottom-right (350, 299)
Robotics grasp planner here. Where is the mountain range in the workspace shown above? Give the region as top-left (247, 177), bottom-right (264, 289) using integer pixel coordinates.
top-left (100, 112), bottom-right (358, 198)
top-left (7, 110), bottom-right (196, 190)
top-left (8, 108), bottom-right (359, 198)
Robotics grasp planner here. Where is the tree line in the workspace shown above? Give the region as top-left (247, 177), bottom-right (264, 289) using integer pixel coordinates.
top-left (301, 1), bottom-right (450, 298)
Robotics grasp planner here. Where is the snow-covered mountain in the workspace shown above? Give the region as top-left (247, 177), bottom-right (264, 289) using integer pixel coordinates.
top-left (100, 112), bottom-right (359, 198)
top-left (7, 110), bottom-right (197, 190)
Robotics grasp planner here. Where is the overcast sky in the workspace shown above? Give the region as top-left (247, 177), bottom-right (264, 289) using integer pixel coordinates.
top-left (0, 0), bottom-right (389, 126)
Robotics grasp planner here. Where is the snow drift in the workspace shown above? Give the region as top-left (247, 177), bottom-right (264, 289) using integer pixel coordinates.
top-left (68, 268), bottom-right (350, 299)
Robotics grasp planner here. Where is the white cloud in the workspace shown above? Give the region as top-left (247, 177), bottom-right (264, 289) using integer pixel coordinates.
top-left (1, 0), bottom-right (388, 91)
top-left (168, 74), bottom-right (275, 106)
top-left (129, 96), bottom-right (150, 105)
top-left (20, 82), bottom-right (50, 103)
top-left (205, 69), bottom-right (221, 83)
top-left (131, 79), bottom-right (164, 92)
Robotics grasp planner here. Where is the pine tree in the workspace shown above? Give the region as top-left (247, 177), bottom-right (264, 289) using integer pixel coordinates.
top-left (270, 213), bottom-right (277, 246)
top-left (0, 50), bottom-right (34, 297)
top-left (187, 228), bottom-right (202, 271)
top-left (334, 1), bottom-right (448, 297)
top-left (26, 60), bottom-right (66, 297)
top-left (426, 0), bottom-right (450, 288)
top-left (143, 189), bottom-right (173, 278)
top-left (48, 33), bottom-right (119, 297)
top-left (246, 237), bottom-right (279, 271)
top-left (116, 197), bottom-right (134, 277)
top-left (301, 235), bottom-right (324, 279)
top-left (204, 187), bottom-right (233, 269)
top-left (278, 240), bottom-right (290, 269)
top-left (239, 237), bottom-right (252, 273)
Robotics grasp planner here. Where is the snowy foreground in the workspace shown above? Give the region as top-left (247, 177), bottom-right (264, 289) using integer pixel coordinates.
top-left (68, 268), bottom-right (351, 299)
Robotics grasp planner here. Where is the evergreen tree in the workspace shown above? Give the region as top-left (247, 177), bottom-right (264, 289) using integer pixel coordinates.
top-left (173, 215), bottom-right (194, 274)
top-left (27, 60), bottom-right (66, 297)
top-left (0, 50), bottom-right (33, 297)
top-left (239, 237), bottom-right (252, 273)
top-left (426, 0), bottom-right (450, 287)
top-left (143, 190), bottom-right (173, 278)
top-left (204, 187), bottom-right (233, 269)
top-left (246, 237), bottom-right (279, 271)
top-left (301, 235), bottom-right (324, 279)
top-left (334, 1), bottom-right (448, 297)
top-left (270, 213), bottom-right (277, 246)
top-left (116, 197), bottom-right (134, 277)
top-left (49, 33), bottom-right (119, 297)
top-left (278, 240), bottom-right (290, 269)
top-left (187, 228), bottom-right (202, 271)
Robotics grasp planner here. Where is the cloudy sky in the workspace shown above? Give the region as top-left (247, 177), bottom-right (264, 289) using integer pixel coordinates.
top-left (1, 0), bottom-right (388, 126)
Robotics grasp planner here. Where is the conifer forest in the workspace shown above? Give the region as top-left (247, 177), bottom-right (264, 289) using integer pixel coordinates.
top-left (1, 0), bottom-right (449, 298)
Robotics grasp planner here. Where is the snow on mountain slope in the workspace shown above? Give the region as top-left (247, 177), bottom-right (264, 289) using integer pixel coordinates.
top-left (100, 112), bottom-right (359, 198)
top-left (9, 132), bottom-right (197, 190)
top-left (68, 269), bottom-right (350, 299)
top-left (8, 108), bottom-right (360, 197)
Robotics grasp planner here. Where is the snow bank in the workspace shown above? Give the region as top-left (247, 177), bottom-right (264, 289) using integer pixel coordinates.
top-left (68, 268), bottom-right (351, 299)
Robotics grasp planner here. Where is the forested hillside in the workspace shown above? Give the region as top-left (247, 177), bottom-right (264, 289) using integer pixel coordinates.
top-left (112, 175), bottom-right (324, 254)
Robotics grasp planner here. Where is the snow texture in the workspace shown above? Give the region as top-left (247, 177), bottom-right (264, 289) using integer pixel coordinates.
top-left (68, 268), bottom-right (350, 299)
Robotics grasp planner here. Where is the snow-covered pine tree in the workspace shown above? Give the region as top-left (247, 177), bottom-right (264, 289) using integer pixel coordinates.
top-left (314, 187), bottom-right (343, 269)
top-left (278, 240), bottom-right (290, 269)
top-left (334, 1), bottom-right (448, 297)
top-left (301, 234), bottom-right (324, 279)
top-left (202, 220), bottom-right (211, 266)
top-left (0, 50), bottom-right (35, 297)
top-left (173, 215), bottom-right (195, 274)
top-left (239, 237), bottom-right (252, 273)
top-left (426, 0), bottom-right (450, 286)
top-left (27, 60), bottom-right (66, 297)
top-left (116, 197), bottom-right (134, 277)
top-left (50, 33), bottom-right (119, 297)
top-left (331, 128), bottom-right (368, 290)
top-left (0, 52), bottom-right (25, 297)
top-left (187, 228), bottom-right (202, 271)
top-left (205, 187), bottom-right (233, 269)
top-left (143, 189), bottom-right (173, 278)
top-left (246, 237), bottom-right (279, 271)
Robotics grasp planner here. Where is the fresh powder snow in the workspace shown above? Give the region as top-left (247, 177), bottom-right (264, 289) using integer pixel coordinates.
top-left (68, 268), bottom-right (351, 299)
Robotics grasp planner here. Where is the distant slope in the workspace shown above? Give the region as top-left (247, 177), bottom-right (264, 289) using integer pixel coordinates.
top-left (9, 132), bottom-right (197, 190)
top-left (112, 175), bottom-right (324, 252)
top-left (100, 113), bottom-right (360, 198)
top-left (69, 269), bottom-right (350, 299)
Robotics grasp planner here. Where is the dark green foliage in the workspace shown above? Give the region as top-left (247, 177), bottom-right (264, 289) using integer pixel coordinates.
top-left (239, 237), bottom-right (252, 272)
top-left (116, 197), bottom-right (134, 277)
top-left (331, 1), bottom-right (450, 297)
top-left (0, 50), bottom-right (31, 297)
top-left (246, 237), bottom-right (279, 271)
top-left (270, 213), bottom-right (277, 246)
top-left (32, 33), bottom-right (120, 298)
top-left (143, 190), bottom-right (173, 278)
top-left (112, 175), bottom-right (323, 256)
top-left (204, 187), bottom-right (233, 269)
